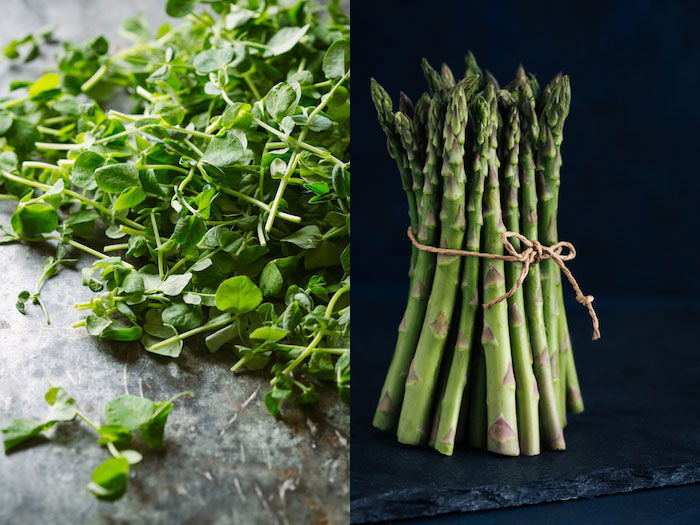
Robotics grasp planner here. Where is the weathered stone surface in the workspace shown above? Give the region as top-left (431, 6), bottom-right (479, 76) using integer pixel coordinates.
top-left (0, 3), bottom-right (349, 522)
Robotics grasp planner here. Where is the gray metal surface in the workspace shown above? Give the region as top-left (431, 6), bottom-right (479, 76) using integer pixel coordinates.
top-left (0, 2), bottom-right (349, 523)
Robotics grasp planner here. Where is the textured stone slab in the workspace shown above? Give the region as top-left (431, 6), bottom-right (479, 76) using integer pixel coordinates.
top-left (351, 290), bottom-right (700, 523)
top-left (0, 2), bottom-right (349, 522)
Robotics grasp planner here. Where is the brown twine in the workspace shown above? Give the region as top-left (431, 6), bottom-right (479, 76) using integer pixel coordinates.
top-left (407, 227), bottom-right (600, 341)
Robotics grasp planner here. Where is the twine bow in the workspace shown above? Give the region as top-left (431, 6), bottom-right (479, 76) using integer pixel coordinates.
top-left (407, 227), bottom-right (600, 341)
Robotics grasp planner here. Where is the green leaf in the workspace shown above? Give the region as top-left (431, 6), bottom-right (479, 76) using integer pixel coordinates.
top-left (322, 40), bottom-right (349, 79)
top-left (193, 46), bottom-right (235, 74)
top-left (0, 150), bottom-right (18, 171)
top-left (158, 272), bottom-right (192, 296)
top-left (162, 302), bottom-right (202, 331)
top-left (94, 163), bottom-right (140, 194)
top-left (264, 25), bottom-right (309, 57)
top-left (139, 401), bottom-right (173, 450)
top-left (215, 275), bottom-right (262, 314)
top-left (205, 323), bottom-right (237, 353)
top-left (71, 152), bottom-right (104, 190)
top-left (44, 386), bottom-right (78, 421)
top-left (200, 131), bottom-right (244, 168)
top-left (2, 418), bottom-right (55, 452)
top-left (29, 73), bottom-right (61, 99)
top-left (250, 326), bottom-right (288, 342)
top-left (113, 186), bottom-right (146, 211)
top-left (99, 321), bottom-right (143, 342)
top-left (11, 204), bottom-right (58, 237)
top-left (97, 425), bottom-right (133, 448)
top-left (104, 395), bottom-right (155, 431)
top-left (222, 102), bottom-right (252, 129)
top-left (282, 225), bottom-right (322, 249)
top-left (88, 457), bottom-right (130, 500)
top-left (0, 112), bottom-right (13, 135)
top-left (305, 240), bottom-right (342, 270)
top-left (260, 261), bottom-right (284, 296)
top-left (165, 0), bottom-right (196, 17)
top-left (4, 118), bottom-right (40, 157)
top-left (265, 82), bottom-right (297, 120)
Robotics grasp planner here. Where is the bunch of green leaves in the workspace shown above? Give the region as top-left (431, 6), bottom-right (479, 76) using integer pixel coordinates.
top-left (2, 384), bottom-right (193, 500)
top-left (0, 0), bottom-right (350, 415)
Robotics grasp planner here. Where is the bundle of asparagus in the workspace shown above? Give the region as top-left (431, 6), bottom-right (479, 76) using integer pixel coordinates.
top-left (371, 54), bottom-right (594, 456)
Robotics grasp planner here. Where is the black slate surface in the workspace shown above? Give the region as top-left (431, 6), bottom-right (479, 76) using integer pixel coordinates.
top-left (350, 289), bottom-right (700, 523)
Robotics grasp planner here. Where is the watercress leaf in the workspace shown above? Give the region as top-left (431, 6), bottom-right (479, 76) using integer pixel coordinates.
top-left (264, 390), bottom-right (282, 417)
top-left (97, 424), bottom-right (133, 448)
top-left (205, 323), bottom-right (237, 353)
top-left (139, 401), bottom-right (173, 450)
top-left (297, 384), bottom-right (320, 404)
top-left (11, 204), bottom-right (58, 237)
top-left (173, 214), bottom-right (207, 246)
top-left (281, 301), bottom-right (303, 331)
top-left (94, 163), bottom-right (140, 194)
top-left (215, 275), bottom-right (262, 314)
top-left (249, 326), bottom-right (288, 342)
top-left (183, 292), bottom-right (202, 305)
top-left (0, 112), bottom-right (13, 135)
top-left (104, 395), bottom-right (155, 430)
top-left (260, 261), bottom-right (283, 296)
top-left (200, 130), bottom-right (244, 168)
top-left (45, 386), bottom-right (78, 421)
top-left (165, 0), bottom-right (196, 18)
top-left (139, 168), bottom-right (164, 196)
top-left (322, 39), bottom-right (349, 79)
top-left (158, 272), bottom-right (192, 296)
top-left (221, 102), bottom-right (252, 129)
top-left (0, 150), bottom-right (18, 171)
top-left (2, 418), bottom-right (55, 452)
top-left (282, 225), bottom-right (322, 249)
top-left (28, 73), bottom-right (61, 99)
top-left (304, 240), bottom-right (342, 270)
top-left (193, 46), bottom-right (235, 74)
top-left (99, 321), bottom-right (143, 342)
top-left (264, 25), bottom-right (309, 57)
top-left (85, 315), bottom-right (111, 336)
top-left (113, 186), bottom-right (146, 211)
top-left (88, 457), bottom-right (130, 501)
top-left (340, 244), bottom-right (350, 273)
top-left (191, 258), bottom-right (212, 272)
top-left (4, 118), bottom-right (40, 158)
top-left (162, 302), bottom-right (202, 331)
top-left (265, 82), bottom-right (297, 120)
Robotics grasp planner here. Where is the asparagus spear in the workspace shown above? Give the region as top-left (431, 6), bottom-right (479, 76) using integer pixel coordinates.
top-left (464, 51), bottom-right (483, 81)
top-left (370, 79), bottom-right (419, 237)
top-left (480, 85), bottom-right (519, 456)
top-left (432, 77), bottom-right (488, 455)
top-left (537, 75), bottom-right (571, 423)
top-left (498, 92), bottom-right (540, 455)
top-left (467, 341), bottom-right (487, 449)
top-left (422, 58), bottom-right (445, 94)
top-left (561, 311), bottom-right (584, 413)
top-left (396, 80), bottom-right (471, 445)
top-left (441, 63), bottom-right (456, 88)
top-left (373, 96), bottom-right (445, 430)
top-left (515, 68), bottom-right (565, 449)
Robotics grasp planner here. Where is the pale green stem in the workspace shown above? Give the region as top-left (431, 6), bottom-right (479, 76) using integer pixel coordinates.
top-left (146, 315), bottom-right (234, 352)
top-left (150, 213), bottom-right (164, 279)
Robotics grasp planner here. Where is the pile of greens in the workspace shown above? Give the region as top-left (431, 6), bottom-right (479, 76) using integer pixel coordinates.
top-left (3, 384), bottom-right (192, 500)
top-left (371, 55), bottom-right (585, 456)
top-left (0, 0), bottom-right (350, 416)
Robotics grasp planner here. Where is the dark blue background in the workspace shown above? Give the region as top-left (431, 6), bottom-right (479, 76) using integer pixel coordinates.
top-left (350, 1), bottom-right (700, 522)
top-left (352, 0), bottom-right (700, 297)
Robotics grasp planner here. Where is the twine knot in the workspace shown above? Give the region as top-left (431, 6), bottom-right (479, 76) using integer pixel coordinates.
top-left (407, 227), bottom-right (600, 341)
